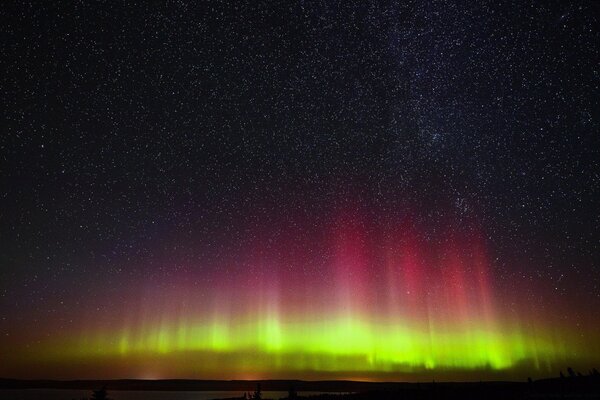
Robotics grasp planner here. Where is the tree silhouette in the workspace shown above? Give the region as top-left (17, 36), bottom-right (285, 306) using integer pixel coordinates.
top-left (253, 382), bottom-right (262, 400)
top-left (91, 386), bottom-right (109, 400)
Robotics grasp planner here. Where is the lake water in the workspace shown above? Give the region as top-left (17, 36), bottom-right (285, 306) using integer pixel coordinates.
top-left (0, 389), bottom-right (336, 400)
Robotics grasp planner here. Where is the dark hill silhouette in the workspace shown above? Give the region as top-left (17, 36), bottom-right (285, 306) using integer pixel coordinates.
top-left (1, 372), bottom-right (599, 399)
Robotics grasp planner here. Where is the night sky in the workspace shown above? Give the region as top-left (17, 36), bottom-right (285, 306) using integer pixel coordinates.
top-left (1, 1), bottom-right (599, 380)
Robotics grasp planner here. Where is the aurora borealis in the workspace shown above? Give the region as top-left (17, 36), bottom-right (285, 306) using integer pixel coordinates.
top-left (2, 208), bottom-right (598, 380)
top-left (2, 1), bottom-right (600, 382)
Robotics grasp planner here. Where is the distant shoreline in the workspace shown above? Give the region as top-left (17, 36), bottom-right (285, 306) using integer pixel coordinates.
top-left (3, 376), bottom-right (600, 400)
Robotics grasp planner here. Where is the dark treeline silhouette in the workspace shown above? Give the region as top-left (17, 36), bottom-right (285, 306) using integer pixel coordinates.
top-left (215, 370), bottom-right (600, 400)
top-left (3, 369), bottom-right (600, 400)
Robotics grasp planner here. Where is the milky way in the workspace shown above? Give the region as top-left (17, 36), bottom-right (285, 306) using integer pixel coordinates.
top-left (1, 1), bottom-right (599, 380)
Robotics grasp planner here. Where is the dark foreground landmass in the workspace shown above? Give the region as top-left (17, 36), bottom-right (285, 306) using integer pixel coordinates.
top-left (1, 375), bottom-right (600, 399)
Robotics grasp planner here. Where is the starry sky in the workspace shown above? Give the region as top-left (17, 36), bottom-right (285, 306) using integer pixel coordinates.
top-left (1, 1), bottom-right (599, 381)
